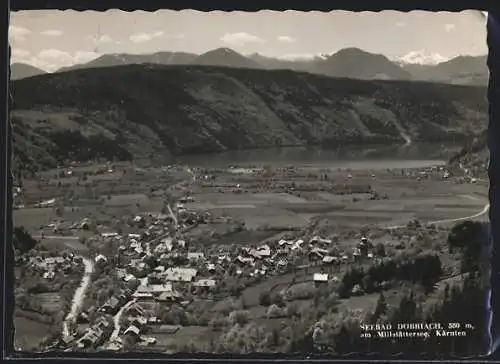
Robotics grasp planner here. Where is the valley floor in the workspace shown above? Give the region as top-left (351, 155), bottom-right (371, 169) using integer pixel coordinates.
top-left (12, 158), bottom-right (488, 354)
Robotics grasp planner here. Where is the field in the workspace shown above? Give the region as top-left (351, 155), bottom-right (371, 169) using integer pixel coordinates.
top-left (14, 314), bottom-right (51, 351)
top-left (12, 157), bottom-right (489, 353)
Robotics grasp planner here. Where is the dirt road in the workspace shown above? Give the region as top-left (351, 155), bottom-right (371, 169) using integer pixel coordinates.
top-left (62, 256), bottom-right (94, 340)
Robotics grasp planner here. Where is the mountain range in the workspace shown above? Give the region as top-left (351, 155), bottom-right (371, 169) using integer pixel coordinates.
top-left (11, 64), bottom-right (488, 174)
top-left (10, 47), bottom-right (488, 86)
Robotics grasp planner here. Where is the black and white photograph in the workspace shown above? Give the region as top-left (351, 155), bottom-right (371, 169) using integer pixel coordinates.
top-left (9, 9), bottom-right (490, 356)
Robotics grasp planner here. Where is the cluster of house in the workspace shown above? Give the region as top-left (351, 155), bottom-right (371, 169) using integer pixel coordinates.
top-left (27, 254), bottom-right (82, 280)
top-left (107, 303), bottom-right (158, 351)
top-left (74, 317), bottom-right (112, 349)
top-left (95, 207), bottom-right (381, 299)
top-left (65, 205), bottom-right (385, 350)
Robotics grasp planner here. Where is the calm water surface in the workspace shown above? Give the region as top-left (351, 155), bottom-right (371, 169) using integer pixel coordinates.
top-left (176, 142), bottom-right (460, 170)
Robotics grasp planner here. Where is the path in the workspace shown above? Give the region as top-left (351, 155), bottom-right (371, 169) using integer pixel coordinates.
top-left (62, 256), bottom-right (94, 340)
top-left (33, 235), bottom-right (80, 240)
top-left (110, 299), bottom-right (137, 341)
top-left (427, 203), bottom-right (490, 226)
top-left (167, 204), bottom-right (178, 227)
top-left (165, 166), bottom-right (196, 228)
top-left (386, 203), bottom-right (490, 230)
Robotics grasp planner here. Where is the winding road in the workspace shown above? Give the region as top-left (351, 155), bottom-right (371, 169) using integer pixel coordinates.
top-left (167, 204), bottom-right (178, 227)
top-left (386, 203), bottom-right (490, 230)
top-left (62, 256), bottom-right (95, 340)
top-left (110, 298), bottom-right (137, 341)
top-left (32, 235), bottom-right (95, 341)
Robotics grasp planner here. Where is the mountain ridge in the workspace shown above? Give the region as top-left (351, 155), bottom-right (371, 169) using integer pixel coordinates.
top-left (10, 63), bottom-right (47, 80)
top-left (10, 47), bottom-right (488, 85)
top-left (11, 64), bottom-right (488, 175)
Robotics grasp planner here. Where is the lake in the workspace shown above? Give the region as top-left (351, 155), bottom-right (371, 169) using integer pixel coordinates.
top-left (176, 142), bottom-right (460, 170)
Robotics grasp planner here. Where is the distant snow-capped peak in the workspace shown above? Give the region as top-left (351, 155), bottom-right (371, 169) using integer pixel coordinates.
top-left (393, 51), bottom-right (450, 65)
top-left (277, 53), bottom-right (329, 61)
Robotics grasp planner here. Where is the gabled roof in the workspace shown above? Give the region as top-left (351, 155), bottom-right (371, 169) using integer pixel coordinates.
top-left (124, 325), bottom-right (141, 336)
top-left (313, 273), bottom-right (328, 282)
top-left (193, 279), bottom-right (216, 287)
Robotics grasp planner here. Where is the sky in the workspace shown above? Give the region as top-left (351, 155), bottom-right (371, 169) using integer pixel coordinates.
top-left (9, 9), bottom-right (488, 72)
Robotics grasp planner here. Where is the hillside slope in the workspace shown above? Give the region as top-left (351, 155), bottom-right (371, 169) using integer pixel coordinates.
top-left (312, 48), bottom-right (413, 80)
top-left (448, 128), bottom-right (488, 168)
top-left (11, 65), bottom-right (488, 173)
top-left (10, 63), bottom-right (46, 80)
top-left (49, 48), bottom-right (488, 85)
top-left (190, 48), bottom-right (262, 68)
top-left (57, 51), bottom-right (197, 72)
top-left (402, 55), bottom-right (488, 86)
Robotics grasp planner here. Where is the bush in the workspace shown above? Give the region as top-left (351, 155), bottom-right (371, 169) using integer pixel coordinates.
top-left (325, 292), bottom-right (339, 310)
top-left (284, 302), bottom-right (299, 317)
top-left (259, 292), bottom-right (271, 306)
top-left (267, 304), bottom-right (283, 318)
top-left (229, 310), bottom-right (250, 326)
top-left (271, 293), bottom-right (285, 307)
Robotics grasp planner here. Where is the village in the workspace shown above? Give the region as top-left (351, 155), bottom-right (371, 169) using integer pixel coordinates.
top-left (12, 157), bottom-right (489, 353)
top-left (54, 206), bottom-right (383, 351)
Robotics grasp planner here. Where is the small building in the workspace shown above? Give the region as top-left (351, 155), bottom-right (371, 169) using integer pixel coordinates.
top-left (313, 273), bottom-right (329, 286)
top-left (309, 236), bottom-right (333, 245)
top-left (124, 325), bottom-right (141, 338)
top-left (133, 283), bottom-right (173, 298)
top-left (101, 232), bottom-right (118, 238)
top-left (291, 239), bottom-right (304, 250)
top-left (235, 256), bottom-right (254, 266)
top-left (322, 256), bottom-right (338, 264)
top-left (187, 252), bottom-right (205, 261)
top-left (192, 279), bottom-right (216, 292)
top-left (100, 296), bottom-right (121, 314)
top-left (155, 290), bottom-right (182, 302)
top-left (95, 254), bottom-right (107, 264)
top-left (43, 271), bottom-right (55, 280)
top-left (309, 248), bottom-right (328, 261)
top-left (126, 304), bottom-right (145, 317)
top-left (164, 268), bottom-right (197, 282)
top-left (124, 274), bottom-right (137, 282)
top-left (256, 244), bottom-right (271, 257)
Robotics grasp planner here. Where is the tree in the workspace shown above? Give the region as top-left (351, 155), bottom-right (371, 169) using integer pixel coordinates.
top-left (375, 243), bottom-right (386, 257)
top-left (259, 291), bottom-right (271, 306)
top-left (447, 221), bottom-right (485, 273)
top-left (13, 226), bottom-right (37, 253)
top-left (271, 293), bottom-right (285, 307)
top-left (447, 220), bottom-right (483, 252)
top-left (229, 310), bottom-right (250, 326)
top-left (373, 293), bottom-right (387, 319)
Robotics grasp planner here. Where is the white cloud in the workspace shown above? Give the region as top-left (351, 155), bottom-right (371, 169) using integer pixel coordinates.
top-left (277, 53), bottom-right (329, 61)
top-left (129, 31), bottom-right (164, 43)
top-left (11, 48), bottom-right (30, 61)
top-left (41, 29), bottom-right (63, 37)
top-left (9, 25), bottom-right (31, 42)
top-left (395, 22), bottom-right (407, 27)
top-left (444, 23), bottom-right (456, 32)
top-left (24, 49), bottom-right (101, 72)
top-left (99, 35), bottom-right (113, 43)
top-left (38, 49), bottom-right (74, 63)
top-left (84, 34), bottom-right (117, 44)
top-left (74, 51), bottom-right (101, 64)
top-left (277, 35), bottom-right (295, 43)
top-left (220, 32), bottom-right (265, 47)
